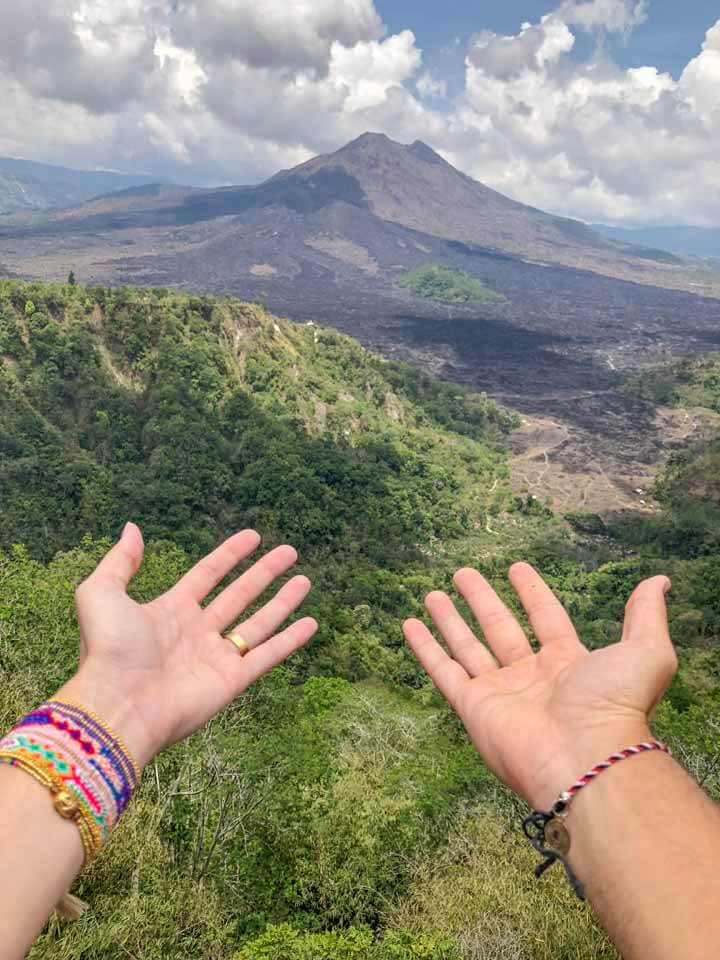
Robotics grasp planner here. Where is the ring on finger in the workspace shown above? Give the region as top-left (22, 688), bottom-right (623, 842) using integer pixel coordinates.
top-left (227, 632), bottom-right (250, 656)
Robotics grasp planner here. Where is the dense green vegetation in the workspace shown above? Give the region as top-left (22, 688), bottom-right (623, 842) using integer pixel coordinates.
top-left (625, 353), bottom-right (720, 411)
top-left (617, 355), bottom-right (720, 562)
top-left (397, 263), bottom-right (505, 305)
top-left (2, 280), bottom-right (720, 959)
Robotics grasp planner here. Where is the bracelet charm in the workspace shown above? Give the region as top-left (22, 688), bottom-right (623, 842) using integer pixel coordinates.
top-left (545, 818), bottom-right (571, 855)
top-left (522, 739), bottom-right (670, 901)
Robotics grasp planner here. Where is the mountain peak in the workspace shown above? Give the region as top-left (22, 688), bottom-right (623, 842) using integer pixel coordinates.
top-left (344, 132), bottom-right (394, 150)
top-left (406, 140), bottom-right (445, 165)
top-left (338, 133), bottom-right (447, 169)
top-left (341, 133), bottom-right (445, 166)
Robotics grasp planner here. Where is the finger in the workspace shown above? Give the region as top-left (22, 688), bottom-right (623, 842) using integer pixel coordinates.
top-left (238, 617), bottom-right (318, 686)
top-left (453, 568), bottom-right (532, 666)
top-left (425, 591), bottom-right (496, 676)
top-left (203, 545), bottom-right (299, 629)
top-left (622, 577), bottom-right (677, 710)
top-left (403, 618), bottom-right (469, 707)
top-left (508, 562), bottom-right (581, 652)
top-left (622, 576), bottom-right (674, 653)
top-left (90, 522), bottom-right (145, 589)
top-left (170, 530), bottom-right (261, 604)
top-left (226, 575), bottom-right (312, 647)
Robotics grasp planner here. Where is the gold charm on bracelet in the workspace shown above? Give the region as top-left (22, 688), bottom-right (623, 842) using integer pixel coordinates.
top-left (545, 818), bottom-right (571, 856)
top-left (53, 788), bottom-right (81, 820)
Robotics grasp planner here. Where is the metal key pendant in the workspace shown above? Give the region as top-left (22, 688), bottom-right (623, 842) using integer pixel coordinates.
top-left (545, 818), bottom-right (571, 855)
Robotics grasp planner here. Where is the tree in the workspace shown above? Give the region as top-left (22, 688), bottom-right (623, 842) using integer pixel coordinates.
top-left (68, 270), bottom-right (76, 286)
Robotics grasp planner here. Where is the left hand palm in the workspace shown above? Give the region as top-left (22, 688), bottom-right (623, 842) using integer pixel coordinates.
top-left (67, 524), bottom-right (316, 765)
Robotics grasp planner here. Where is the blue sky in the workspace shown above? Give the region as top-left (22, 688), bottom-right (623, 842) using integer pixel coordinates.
top-left (377, 0), bottom-right (719, 87)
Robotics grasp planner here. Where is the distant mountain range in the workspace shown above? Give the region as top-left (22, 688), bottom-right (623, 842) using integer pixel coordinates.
top-left (2, 134), bottom-right (686, 269)
top-left (3, 132), bottom-right (716, 297)
top-left (0, 156), bottom-right (160, 214)
top-left (593, 223), bottom-right (720, 262)
top-left (4, 139), bottom-right (718, 280)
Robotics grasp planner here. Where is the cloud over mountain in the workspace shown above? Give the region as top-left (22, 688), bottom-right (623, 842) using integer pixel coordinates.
top-left (169, 0), bottom-right (384, 74)
top-left (0, 0), bottom-right (717, 226)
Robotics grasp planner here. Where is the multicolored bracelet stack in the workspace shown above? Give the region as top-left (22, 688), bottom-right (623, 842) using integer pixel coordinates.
top-left (0, 699), bottom-right (141, 867)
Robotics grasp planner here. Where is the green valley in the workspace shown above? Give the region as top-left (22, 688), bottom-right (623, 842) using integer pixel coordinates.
top-left (1, 280), bottom-right (720, 959)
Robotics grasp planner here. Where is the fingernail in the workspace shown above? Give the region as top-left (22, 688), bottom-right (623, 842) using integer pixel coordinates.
top-left (122, 522), bottom-right (131, 538)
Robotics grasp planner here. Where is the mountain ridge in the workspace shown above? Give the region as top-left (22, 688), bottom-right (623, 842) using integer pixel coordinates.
top-left (2, 135), bottom-right (720, 525)
top-left (0, 155), bottom-right (163, 215)
top-left (594, 223), bottom-right (720, 262)
top-left (3, 137), bottom-right (717, 297)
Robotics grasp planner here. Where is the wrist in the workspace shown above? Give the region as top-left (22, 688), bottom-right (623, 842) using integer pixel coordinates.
top-left (527, 719), bottom-right (654, 812)
top-left (56, 668), bottom-right (160, 772)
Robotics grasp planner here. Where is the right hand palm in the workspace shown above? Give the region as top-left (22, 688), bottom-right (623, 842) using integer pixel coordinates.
top-left (404, 564), bottom-right (677, 810)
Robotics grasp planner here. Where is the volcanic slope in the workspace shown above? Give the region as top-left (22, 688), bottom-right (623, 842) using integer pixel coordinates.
top-left (1, 133), bottom-right (716, 294)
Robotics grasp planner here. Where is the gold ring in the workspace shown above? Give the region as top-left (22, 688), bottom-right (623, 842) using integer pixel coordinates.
top-left (227, 633), bottom-right (250, 657)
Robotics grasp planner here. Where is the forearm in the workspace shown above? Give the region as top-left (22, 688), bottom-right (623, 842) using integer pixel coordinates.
top-left (0, 766), bottom-right (85, 960)
top-left (562, 748), bottom-right (720, 959)
top-left (0, 672), bottom-right (149, 960)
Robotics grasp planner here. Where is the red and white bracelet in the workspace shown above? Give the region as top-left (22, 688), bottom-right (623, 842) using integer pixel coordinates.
top-left (522, 740), bottom-right (670, 900)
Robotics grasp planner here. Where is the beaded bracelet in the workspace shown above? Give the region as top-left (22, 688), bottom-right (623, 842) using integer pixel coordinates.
top-left (0, 698), bottom-right (142, 919)
top-left (522, 740), bottom-right (671, 901)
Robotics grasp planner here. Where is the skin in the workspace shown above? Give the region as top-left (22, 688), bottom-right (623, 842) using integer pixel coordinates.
top-left (0, 524), bottom-right (317, 960)
top-left (404, 563), bottom-right (720, 960)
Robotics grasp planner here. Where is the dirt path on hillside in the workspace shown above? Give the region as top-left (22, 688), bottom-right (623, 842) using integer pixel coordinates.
top-left (506, 399), bottom-right (716, 516)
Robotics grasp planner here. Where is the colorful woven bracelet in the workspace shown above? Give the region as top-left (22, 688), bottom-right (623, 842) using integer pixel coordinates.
top-left (522, 740), bottom-right (671, 901)
top-left (0, 699), bottom-right (142, 865)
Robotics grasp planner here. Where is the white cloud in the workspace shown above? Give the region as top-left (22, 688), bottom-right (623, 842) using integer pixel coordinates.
top-left (0, 0), bottom-right (718, 225)
top-left (558, 0), bottom-right (648, 37)
top-left (0, 0), bottom-right (157, 113)
top-left (417, 72), bottom-right (447, 99)
top-left (679, 21), bottom-right (720, 127)
top-left (468, 17), bottom-right (575, 80)
top-left (456, 5), bottom-right (720, 225)
top-left (169, 0), bottom-right (384, 75)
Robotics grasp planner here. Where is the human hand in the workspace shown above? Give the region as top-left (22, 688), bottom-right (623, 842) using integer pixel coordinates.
top-left (59, 524), bottom-right (317, 769)
top-left (403, 563), bottom-right (676, 810)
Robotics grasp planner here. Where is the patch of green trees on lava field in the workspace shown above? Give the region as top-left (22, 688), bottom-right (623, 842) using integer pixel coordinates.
top-left (397, 263), bottom-right (505, 305)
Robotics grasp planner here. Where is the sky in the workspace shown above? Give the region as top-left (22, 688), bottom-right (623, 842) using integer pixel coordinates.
top-left (0, 0), bottom-right (718, 227)
top-left (377, 1), bottom-right (719, 80)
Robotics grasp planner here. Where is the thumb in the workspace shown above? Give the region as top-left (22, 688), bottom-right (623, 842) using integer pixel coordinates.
top-left (92, 522), bottom-right (145, 589)
top-left (621, 575), bottom-right (674, 653)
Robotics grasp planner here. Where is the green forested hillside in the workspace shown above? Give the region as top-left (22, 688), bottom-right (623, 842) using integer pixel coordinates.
top-left (1, 280), bottom-right (720, 959)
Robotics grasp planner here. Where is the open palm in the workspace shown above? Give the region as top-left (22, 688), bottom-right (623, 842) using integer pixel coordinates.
top-left (63, 524), bottom-right (317, 768)
top-left (404, 563), bottom-right (677, 810)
